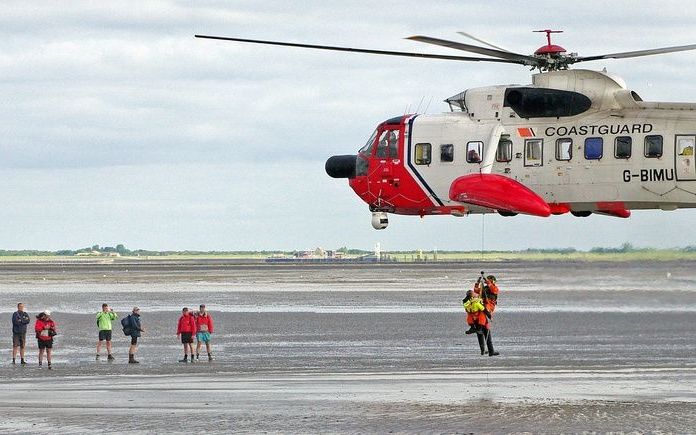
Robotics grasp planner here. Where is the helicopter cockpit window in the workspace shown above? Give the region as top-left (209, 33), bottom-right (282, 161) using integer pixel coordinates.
top-left (645, 135), bottom-right (663, 158)
top-left (466, 141), bottom-right (483, 163)
top-left (496, 139), bottom-right (512, 163)
top-left (524, 139), bottom-right (543, 166)
top-left (376, 130), bottom-right (399, 159)
top-left (359, 129), bottom-right (378, 156)
top-left (415, 143), bottom-right (431, 165)
top-left (440, 144), bottom-right (454, 162)
top-left (584, 137), bottom-right (603, 160)
top-left (615, 136), bottom-right (632, 159)
top-left (555, 138), bottom-right (572, 161)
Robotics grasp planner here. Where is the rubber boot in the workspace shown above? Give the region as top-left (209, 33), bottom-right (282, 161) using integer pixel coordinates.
top-left (465, 326), bottom-right (477, 335)
top-left (129, 353), bottom-right (140, 364)
top-left (476, 332), bottom-right (487, 355)
top-left (486, 331), bottom-right (499, 356)
top-left (21, 359), bottom-right (26, 365)
top-left (179, 354), bottom-right (188, 363)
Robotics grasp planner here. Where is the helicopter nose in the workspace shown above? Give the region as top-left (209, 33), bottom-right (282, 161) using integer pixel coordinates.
top-left (325, 155), bottom-right (357, 178)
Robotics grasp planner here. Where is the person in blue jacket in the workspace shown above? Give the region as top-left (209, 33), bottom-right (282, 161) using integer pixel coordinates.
top-left (12, 303), bottom-right (31, 365)
top-left (127, 307), bottom-right (144, 364)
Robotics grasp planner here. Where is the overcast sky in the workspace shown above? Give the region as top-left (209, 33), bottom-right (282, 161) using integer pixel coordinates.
top-left (3, 0), bottom-right (696, 251)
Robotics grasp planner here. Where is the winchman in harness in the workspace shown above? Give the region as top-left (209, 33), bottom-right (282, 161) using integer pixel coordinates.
top-left (462, 271), bottom-right (500, 356)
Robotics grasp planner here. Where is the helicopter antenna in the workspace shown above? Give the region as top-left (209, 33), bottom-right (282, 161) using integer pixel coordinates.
top-left (424, 96), bottom-right (433, 113)
top-left (415, 95), bottom-right (425, 114)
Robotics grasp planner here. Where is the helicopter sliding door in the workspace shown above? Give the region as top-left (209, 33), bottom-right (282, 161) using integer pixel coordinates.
top-left (675, 135), bottom-right (696, 181)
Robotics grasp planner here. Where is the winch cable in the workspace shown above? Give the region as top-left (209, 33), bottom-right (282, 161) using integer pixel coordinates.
top-left (480, 213), bottom-right (486, 260)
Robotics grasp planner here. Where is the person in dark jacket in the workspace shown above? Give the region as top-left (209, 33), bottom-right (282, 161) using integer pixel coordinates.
top-left (12, 303), bottom-right (31, 365)
top-left (127, 307), bottom-right (144, 364)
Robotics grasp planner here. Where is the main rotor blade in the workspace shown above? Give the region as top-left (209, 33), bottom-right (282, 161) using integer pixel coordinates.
top-left (194, 35), bottom-right (526, 64)
top-left (576, 43), bottom-right (696, 62)
top-left (457, 31), bottom-right (511, 52)
top-left (407, 35), bottom-right (540, 66)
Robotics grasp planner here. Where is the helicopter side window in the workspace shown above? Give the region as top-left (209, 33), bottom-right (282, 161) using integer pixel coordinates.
top-left (466, 141), bottom-right (483, 163)
top-left (677, 136), bottom-right (695, 156)
top-left (615, 136), bottom-right (632, 159)
top-left (555, 138), bottom-right (572, 161)
top-left (440, 144), bottom-right (454, 162)
top-left (415, 143), bottom-right (431, 165)
top-left (524, 139), bottom-right (543, 167)
top-left (496, 139), bottom-right (512, 162)
top-left (359, 129), bottom-right (378, 156)
top-left (376, 130), bottom-right (399, 159)
top-left (584, 137), bottom-right (603, 160)
top-left (645, 135), bottom-right (663, 158)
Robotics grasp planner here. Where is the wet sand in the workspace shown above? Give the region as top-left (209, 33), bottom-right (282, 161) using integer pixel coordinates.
top-left (0, 261), bottom-right (694, 433)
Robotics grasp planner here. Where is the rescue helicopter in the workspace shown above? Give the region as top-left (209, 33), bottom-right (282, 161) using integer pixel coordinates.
top-left (196, 31), bottom-right (696, 229)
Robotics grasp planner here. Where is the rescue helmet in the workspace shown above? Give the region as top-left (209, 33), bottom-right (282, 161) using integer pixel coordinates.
top-left (486, 275), bottom-right (497, 282)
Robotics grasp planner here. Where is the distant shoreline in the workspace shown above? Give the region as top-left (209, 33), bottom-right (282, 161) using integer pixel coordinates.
top-left (1, 250), bottom-right (696, 263)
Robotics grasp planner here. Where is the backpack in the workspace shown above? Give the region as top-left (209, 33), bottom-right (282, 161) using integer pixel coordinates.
top-left (121, 315), bottom-right (132, 336)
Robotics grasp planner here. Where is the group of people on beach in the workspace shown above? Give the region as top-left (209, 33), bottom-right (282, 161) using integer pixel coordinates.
top-left (10, 302), bottom-right (214, 368)
top-left (462, 273), bottom-right (500, 356)
top-left (10, 274), bottom-right (501, 369)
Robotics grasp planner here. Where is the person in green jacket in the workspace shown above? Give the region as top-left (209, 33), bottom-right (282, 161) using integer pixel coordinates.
top-left (96, 303), bottom-right (118, 361)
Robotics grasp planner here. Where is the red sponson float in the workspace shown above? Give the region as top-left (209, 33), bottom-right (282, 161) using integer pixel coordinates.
top-left (449, 173), bottom-right (551, 217)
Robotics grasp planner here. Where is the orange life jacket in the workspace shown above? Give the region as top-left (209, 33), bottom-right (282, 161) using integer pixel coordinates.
top-left (466, 311), bottom-right (488, 328)
top-left (482, 281), bottom-right (499, 314)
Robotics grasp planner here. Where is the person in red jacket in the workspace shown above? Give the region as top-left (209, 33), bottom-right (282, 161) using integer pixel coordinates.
top-left (176, 307), bottom-right (196, 363)
top-left (194, 304), bottom-right (214, 362)
top-left (35, 310), bottom-right (57, 369)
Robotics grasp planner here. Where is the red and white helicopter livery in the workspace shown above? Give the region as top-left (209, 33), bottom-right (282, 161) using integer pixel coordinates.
top-left (197, 31), bottom-right (696, 229)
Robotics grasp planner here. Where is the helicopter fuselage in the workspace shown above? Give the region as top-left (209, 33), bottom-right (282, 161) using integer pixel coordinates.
top-left (326, 69), bottom-right (696, 227)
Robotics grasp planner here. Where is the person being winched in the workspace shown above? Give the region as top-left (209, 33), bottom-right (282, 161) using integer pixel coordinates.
top-left (463, 286), bottom-right (499, 356)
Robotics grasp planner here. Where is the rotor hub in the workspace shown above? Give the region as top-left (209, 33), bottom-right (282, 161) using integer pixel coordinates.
top-left (534, 44), bottom-right (566, 56)
top-left (533, 29), bottom-right (566, 62)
